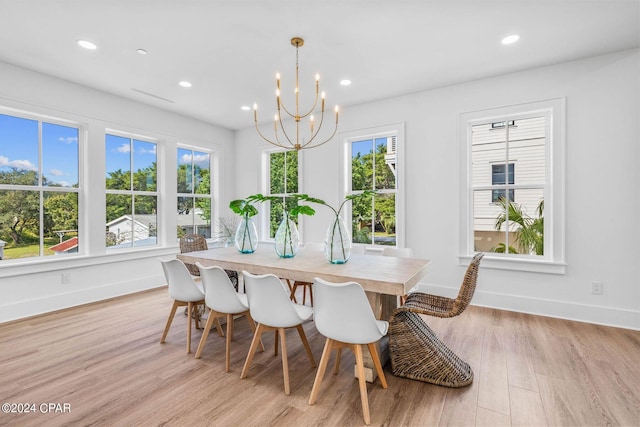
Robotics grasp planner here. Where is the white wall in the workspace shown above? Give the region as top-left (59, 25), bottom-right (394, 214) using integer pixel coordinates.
top-left (235, 49), bottom-right (640, 330)
top-left (0, 61), bottom-right (235, 323)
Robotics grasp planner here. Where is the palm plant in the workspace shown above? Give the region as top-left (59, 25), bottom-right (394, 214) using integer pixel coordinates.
top-left (493, 198), bottom-right (544, 255)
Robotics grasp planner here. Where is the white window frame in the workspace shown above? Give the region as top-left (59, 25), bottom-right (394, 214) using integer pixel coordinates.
top-left (0, 108), bottom-right (83, 261)
top-left (105, 130), bottom-right (159, 251)
top-left (340, 122), bottom-right (405, 250)
top-left (176, 145), bottom-right (214, 239)
top-left (259, 147), bottom-right (301, 241)
top-left (459, 98), bottom-right (566, 274)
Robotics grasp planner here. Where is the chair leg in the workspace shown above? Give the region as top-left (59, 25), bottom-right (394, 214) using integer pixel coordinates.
top-left (278, 328), bottom-right (290, 395)
top-left (308, 284), bottom-right (313, 306)
top-left (354, 344), bottom-right (371, 425)
top-left (333, 348), bottom-right (342, 375)
top-left (286, 279), bottom-right (298, 303)
top-left (245, 312), bottom-right (265, 352)
top-left (241, 323), bottom-right (265, 379)
top-left (186, 302), bottom-right (195, 353)
top-left (223, 313), bottom-right (233, 372)
top-left (367, 342), bottom-right (388, 389)
top-left (160, 301), bottom-right (180, 343)
top-left (274, 330), bottom-right (279, 356)
top-left (296, 324), bottom-right (316, 367)
top-left (309, 338), bottom-right (334, 405)
top-left (194, 311), bottom-right (217, 359)
top-left (214, 316), bottom-right (225, 337)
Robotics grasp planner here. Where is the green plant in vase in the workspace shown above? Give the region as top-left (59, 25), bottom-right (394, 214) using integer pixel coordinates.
top-left (229, 195), bottom-right (263, 253)
top-left (299, 190), bottom-right (375, 263)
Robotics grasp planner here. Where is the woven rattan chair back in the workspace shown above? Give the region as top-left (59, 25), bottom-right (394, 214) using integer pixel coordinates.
top-left (179, 234), bottom-right (208, 276)
top-left (404, 252), bottom-right (483, 319)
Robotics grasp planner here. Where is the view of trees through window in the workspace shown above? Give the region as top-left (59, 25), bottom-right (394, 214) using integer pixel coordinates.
top-left (177, 148), bottom-right (211, 238)
top-left (350, 136), bottom-right (397, 246)
top-left (105, 134), bottom-right (157, 248)
top-left (0, 113), bottom-right (80, 259)
top-left (268, 150), bottom-right (298, 238)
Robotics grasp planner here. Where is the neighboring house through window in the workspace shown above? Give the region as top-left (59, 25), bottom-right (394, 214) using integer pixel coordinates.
top-left (0, 112), bottom-right (80, 259)
top-left (460, 98), bottom-right (566, 273)
top-left (177, 147), bottom-right (212, 238)
top-left (105, 133), bottom-right (157, 249)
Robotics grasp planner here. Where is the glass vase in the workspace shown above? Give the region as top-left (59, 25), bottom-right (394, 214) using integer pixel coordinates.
top-left (274, 212), bottom-right (300, 258)
top-left (234, 215), bottom-right (258, 254)
top-left (324, 215), bottom-right (351, 264)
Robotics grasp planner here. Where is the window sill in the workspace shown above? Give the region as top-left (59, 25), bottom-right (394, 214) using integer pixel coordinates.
top-left (0, 246), bottom-right (178, 278)
top-left (459, 253), bottom-right (566, 274)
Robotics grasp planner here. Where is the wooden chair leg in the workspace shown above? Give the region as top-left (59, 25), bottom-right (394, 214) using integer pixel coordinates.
top-left (186, 302), bottom-right (195, 353)
top-left (354, 344), bottom-right (371, 425)
top-left (194, 312), bottom-right (217, 359)
top-left (296, 324), bottom-right (316, 367)
top-left (309, 284), bottom-right (313, 306)
top-left (214, 316), bottom-right (225, 337)
top-left (367, 342), bottom-right (388, 389)
top-left (286, 279), bottom-right (298, 303)
top-left (278, 328), bottom-right (290, 395)
top-left (309, 338), bottom-right (334, 405)
top-left (241, 323), bottom-right (265, 379)
top-left (245, 312), bottom-right (265, 352)
top-left (160, 301), bottom-right (180, 343)
top-left (333, 347), bottom-right (343, 375)
top-left (223, 313), bottom-right (233, 372)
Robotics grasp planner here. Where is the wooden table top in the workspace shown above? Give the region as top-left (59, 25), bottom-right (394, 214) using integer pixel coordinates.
top-left (177, 245), bottom-right (430, 296)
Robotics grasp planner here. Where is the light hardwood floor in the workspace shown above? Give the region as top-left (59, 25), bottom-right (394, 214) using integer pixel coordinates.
top-left (1, 287), bottom-right (638, 427)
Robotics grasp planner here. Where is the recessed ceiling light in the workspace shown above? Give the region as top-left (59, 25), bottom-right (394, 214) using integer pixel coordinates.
top-left (137, 48), bottom-right (148, 55)
top-left (77, 39), bottom-right (97, 50)
top-left (241, 106), bottom-right (251, 111)
top-left (502, 34), bottom-right (520, 45)
top-left (340, 79), bottom-right (352, 86)
top-left (178, 81), bottom-right (192, 88)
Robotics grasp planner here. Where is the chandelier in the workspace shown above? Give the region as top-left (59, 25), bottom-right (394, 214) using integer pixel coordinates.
top-left (253, 37), bottom-right (339, 151)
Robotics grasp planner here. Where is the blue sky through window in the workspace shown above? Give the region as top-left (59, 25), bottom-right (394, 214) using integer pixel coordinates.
top-left (0, 113), bottom-right (78, 187)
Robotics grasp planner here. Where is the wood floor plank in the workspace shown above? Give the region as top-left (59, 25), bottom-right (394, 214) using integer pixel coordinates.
top-left (0, 288), bottom-right (639, 427)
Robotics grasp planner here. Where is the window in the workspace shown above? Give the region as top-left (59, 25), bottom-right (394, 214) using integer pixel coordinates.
top-left (343, 123), bottom-right (404, 248)
top-left (263, 150), bottom-right (298, 239)
top-left (0, 112), bottom-right (80, 260)
top-left (491, 163), bottom-right (515, 202)
top-left (460, 99), bottom-right (566, 273)
top-left (105, 133), bottom-right (157, 249)
top-left (177, 148), bottom-right (212, 238)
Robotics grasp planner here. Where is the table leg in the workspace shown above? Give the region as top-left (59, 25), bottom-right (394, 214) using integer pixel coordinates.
top-left (356, 292), bottom-right (397, 382)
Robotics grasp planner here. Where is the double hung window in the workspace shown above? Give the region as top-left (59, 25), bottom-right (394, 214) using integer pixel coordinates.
top-left (177, 148), bottom-right (212, 238)
top-left (105, 133), bottom-right (157, 249)
top-left (0, 112), bottom-right (80, 259)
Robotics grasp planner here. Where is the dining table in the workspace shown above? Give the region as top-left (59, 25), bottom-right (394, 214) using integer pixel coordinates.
top-left (177, 244), bottom-right (431, 380)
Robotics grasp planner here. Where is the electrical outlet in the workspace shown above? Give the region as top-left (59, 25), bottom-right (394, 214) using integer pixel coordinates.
top-left (591, 281), bottom-right (603, 295)
top-left (61, 272), bottom-right (71, 284)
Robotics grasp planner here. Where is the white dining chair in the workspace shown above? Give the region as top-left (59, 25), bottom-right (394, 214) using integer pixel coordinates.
top-left (159, 259), bottom-right (206, 353)
top-left (240, 271), bottom-right (316, 395)
top-left (308, 277), bottom-right (388, 425)
top-left (194, 263), bottom-right (263, 371)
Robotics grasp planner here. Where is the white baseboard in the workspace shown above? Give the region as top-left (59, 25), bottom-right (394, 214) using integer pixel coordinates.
top-left (0, 275), bottom-right (166, 324)
top-left (418, 283), bottom-right (640, 331)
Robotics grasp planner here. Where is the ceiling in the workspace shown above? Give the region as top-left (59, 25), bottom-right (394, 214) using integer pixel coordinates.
top-left (0, 1), bottom-right (638, 131)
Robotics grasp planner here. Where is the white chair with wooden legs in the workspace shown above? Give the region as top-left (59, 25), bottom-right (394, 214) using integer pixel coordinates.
top-left (309, 277), bottom-right (388, 425)
top-left (194, 263), bottom-right (263, 371)
top-left (240, 271), bottom-right (316, 395)
top-left (159, 259), bottom-right (206, 353)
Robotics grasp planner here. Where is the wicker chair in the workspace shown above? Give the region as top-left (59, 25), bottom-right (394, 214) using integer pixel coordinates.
top-left (179, 234), bottom-right (208, 276)
top-left (179, 234), bottom-right (239, 291)
top-left (388, 253), bottom-right (484, 387)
